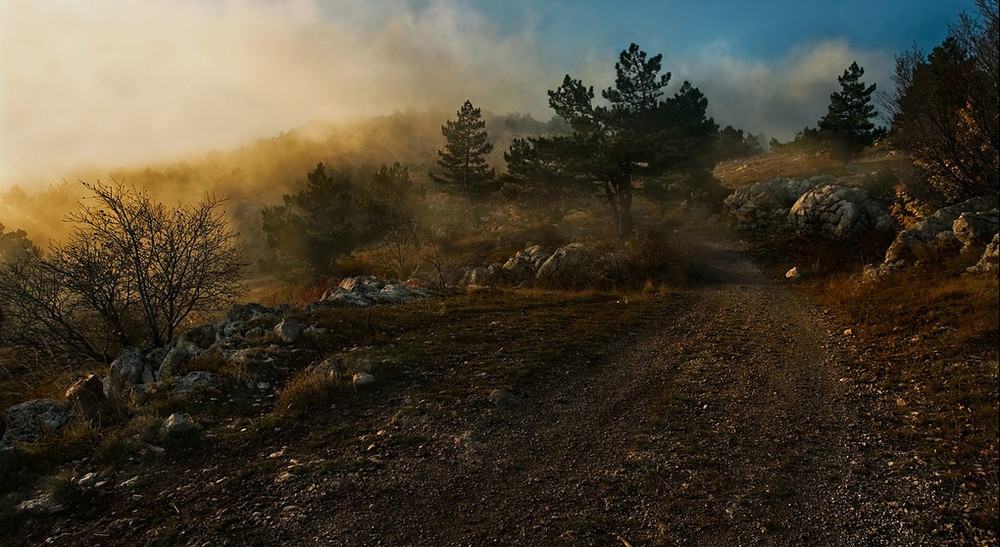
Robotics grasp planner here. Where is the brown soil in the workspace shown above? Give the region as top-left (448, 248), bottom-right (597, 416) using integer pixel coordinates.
top-left (8, 228), bottom-right (996, 545)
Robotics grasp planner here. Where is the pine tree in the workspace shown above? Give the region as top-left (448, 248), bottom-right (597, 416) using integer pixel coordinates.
top-left (818, 62), bottom-right (879, 156)
top-left (431, 100), bottom-right (496, 201)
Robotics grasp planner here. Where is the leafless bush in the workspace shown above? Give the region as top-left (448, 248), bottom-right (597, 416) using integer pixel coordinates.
top-left (0, 181), bottom-right (246, 364)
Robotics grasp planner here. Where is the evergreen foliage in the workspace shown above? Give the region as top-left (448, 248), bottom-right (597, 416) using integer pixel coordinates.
top-left (505, 43), bottom-right (718, 235)
top-left (818, 62), bottom-right (880, 156)
top-left (431, 100), bottom-right (496, 201)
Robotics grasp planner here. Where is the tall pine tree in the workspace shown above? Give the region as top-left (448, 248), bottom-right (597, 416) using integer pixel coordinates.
top-left (818, 62), bottom-right (879, 156)
top-left (431, 100), bottom-right (496, 202)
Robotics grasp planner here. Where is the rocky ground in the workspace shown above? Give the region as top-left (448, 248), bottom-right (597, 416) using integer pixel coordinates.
top-left (5, 227), bottom-right (997, 545)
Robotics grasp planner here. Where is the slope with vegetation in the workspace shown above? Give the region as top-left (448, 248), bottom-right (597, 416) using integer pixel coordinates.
top-left (0, 6), bottom-right (998, 542)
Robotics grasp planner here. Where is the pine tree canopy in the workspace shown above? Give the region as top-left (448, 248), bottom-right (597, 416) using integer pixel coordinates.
top-left (431, 100), bottom-right (496, 200)
top-left (818, 62), bottom-right (879, 155)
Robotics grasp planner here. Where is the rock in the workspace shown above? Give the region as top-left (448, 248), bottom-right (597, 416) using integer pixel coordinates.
top-left (488, 388), bottom-right (519, 409)
top-left (172, 371), bottom-right (218, 397)
top-left (310, 356), bottom-right (344, 380)
top-left (785, 267), bottom-right (802, 279)
top-left (968, 233), bottom-right (1000, 274)
top-left (107, 347), bottom-right (154, 398)
top-left (274, 318), bottom-right (303, 344)
top-left (788, 183), bottom-right (889, 239)
top-left (65, 374), bottom-right (108, 424)
top-left (536, 243), bottom-right (626, 289)
top-left (952, 210), bottom-right (999, 248)
top-left (352, 372), bottom-right (376, 387)
top-left (724, 176), bottom-right (833, 231)
top-left (319, 275), bottom-right (430, 307)
top-left (459, 265), bottom-right (500, 287)
top-left (1, 399), bottom-right (72, 446)
top-left (161, 412), bottom-right (198, 440)
top-left (157, 347), bottom-right (191, 380)
top-left (500, 245), bottom-right (552, 285)
top-left (177, 324), bottom-right (216, 351)
top-left (844, 328), bottom-right (854, 336)
top-left (217, 303), bottom-right (282, 342)
top-left (882, 197), bottom-right (998, 265)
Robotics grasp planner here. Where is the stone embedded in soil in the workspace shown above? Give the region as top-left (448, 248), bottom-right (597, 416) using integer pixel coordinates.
top-left (353, 372), bottom-right (376, 387)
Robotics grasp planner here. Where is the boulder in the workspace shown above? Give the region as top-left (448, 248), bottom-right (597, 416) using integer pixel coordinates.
top-left (459, 265), bottom-right (500, 287)
top-left (352, 372), bottom-right (376, 387)
top-left (107, 347), bottom-right (154, 398)
top-left (1, 399), bottom-right (72, 445)
top-left (952, 210), bottom-right (999, 248)
top-left (968, 233), bottom-right (1000, 274)
top-left (177, 324), bottom-right (216, 352)
top-left (883, 197), bottom-right (998, 265)
top-left (724, 176), bottom-right (833, 231)
top-left (536, 243), bottom-right (626, 289)
top-left (172, 371), bottom-right (218, 397)
top-left (161, 412), bottom-right (198, 440)
top-left (788, 184), bottom-right (889, 239)
top-left (65, 374), bottom-right (108, 424)
top-left (157, 347), bottom-right (192, 380)
top-left (274, 318), bottom-right (303, 344)
top-left (785, 267), bottom-right (802, 279)
top-left (501, 245), bottom-right (552, 285)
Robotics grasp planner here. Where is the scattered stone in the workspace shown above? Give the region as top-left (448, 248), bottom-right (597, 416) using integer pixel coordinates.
top-left (844, 329), bottom-right (854, 336)
top-left (172, 371), bottom-right (218, 397)
top-left (107, 347), bottom-right (155, 398)
top-left (177, 324), bottom-right (216, 351)
top-left (274, 318), bottom-right (303, 344)
top-left (352, 372), bottom-right (376, 387)
top-left (1, 399), bottom-right (73, 446)
top-left (65, 374), bottom-right (108, 424)
top-left (161, 412), bottom-right (198, 440)
top-left (785, 267), bottom-right (802, 280)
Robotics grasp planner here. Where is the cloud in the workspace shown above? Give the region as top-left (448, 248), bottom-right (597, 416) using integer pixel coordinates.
top-left (671, 39), bottom-right (894, 141)
top-left (0, 0), bottom-right (550, 184)
top-left (0, 0), bottom-right (896, 185)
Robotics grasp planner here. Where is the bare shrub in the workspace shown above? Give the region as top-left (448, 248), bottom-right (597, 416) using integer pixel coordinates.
top-left (0, 181), bottom-right (246, 364)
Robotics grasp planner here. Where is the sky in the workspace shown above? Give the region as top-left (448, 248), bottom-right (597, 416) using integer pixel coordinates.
top-left (0, 0), bottom-right (978, 185)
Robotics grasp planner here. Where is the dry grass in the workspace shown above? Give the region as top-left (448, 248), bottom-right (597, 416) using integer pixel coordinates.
top-left (806, 268), bottom-right (999, 529)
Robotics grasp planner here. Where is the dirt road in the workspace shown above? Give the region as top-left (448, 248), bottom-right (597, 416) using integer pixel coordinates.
top-left (271, 232), bottom-right (915, 545)
top-left (18, 230), bottom-right (964, 545)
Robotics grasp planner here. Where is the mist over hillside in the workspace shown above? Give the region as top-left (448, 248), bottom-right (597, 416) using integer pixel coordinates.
top-left (0, 110), bottom-right (564, 247)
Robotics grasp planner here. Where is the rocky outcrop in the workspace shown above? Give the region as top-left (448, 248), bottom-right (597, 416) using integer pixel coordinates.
top-left (724, 176), bottom-right (833, 231)
top-left (106, 347), bottom-right (155, 398)
top-left (499, 245), bottom-right (552, 286)
top-left (788, 184), bottom-right (889, 239)
top-left (535, 243), bottom-right (626, 289)
top-left (316, 276), bottom-right (430, 308)
top-left (1, 399), bottom-right (72, 446)
top-left (968, 233), bottom-right (1000, 274)
top-left (882, 198), bottom-right (997, 265)
top-left (953, 211), bottom-right (999, 249)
